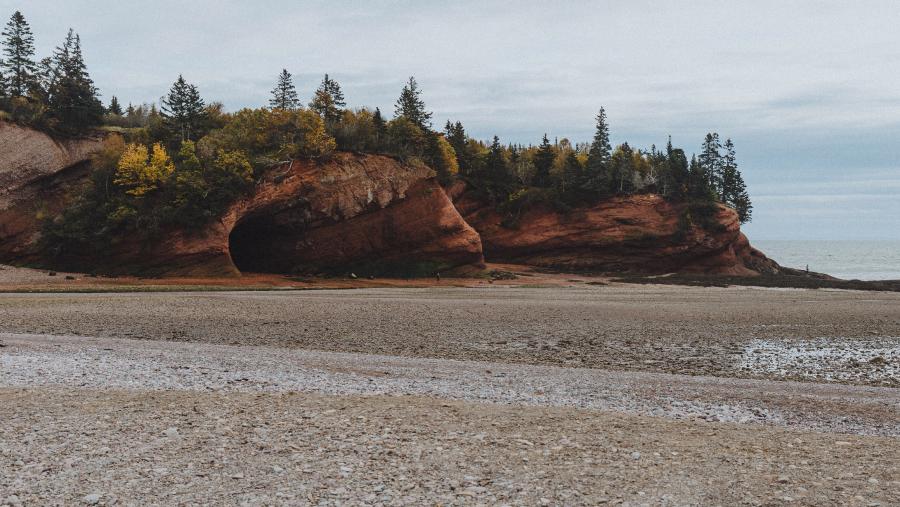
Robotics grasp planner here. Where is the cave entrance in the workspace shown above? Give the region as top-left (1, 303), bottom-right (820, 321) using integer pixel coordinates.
top-left (228, 212), bottom-right (307, 274)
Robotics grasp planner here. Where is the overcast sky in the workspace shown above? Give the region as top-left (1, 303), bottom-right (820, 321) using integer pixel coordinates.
top-left (3, 0), bottom-right (899, 240)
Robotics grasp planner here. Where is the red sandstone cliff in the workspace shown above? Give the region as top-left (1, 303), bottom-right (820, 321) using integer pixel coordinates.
top-left (0, 122), bottom-right (105, 262)
top-left (128, 154), bottom-right (485, 276)
top-left (0, 129), bottom-right (484, 276)
top-left (1, 122), bottom-right (777, 277)
top-left (451, 183), bottom-right (779, 276)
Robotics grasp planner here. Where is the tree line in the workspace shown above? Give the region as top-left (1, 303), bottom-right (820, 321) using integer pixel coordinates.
top-left (0, 11), bottom-right (104, 134)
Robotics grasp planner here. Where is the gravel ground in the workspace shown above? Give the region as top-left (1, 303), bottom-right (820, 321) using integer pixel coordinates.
top-left (2, 286), bottom-right (899, 505)
top-left (1, 388), bottom-right (898, 506)
top-left (0, 286), bottom-right (898, 386)
top-left (1, 333), bottom-right (898, 437)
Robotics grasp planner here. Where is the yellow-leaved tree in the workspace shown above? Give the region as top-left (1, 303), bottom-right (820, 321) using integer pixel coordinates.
top-left (114, 143), bottom-right (175, 196)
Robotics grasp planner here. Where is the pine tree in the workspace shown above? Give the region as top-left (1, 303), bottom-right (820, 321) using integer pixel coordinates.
top-left (586, 107), bottom-right (611, 174)
top-left (584, 108), bottom-right (613, 196)
top-left (1, 11), bottom-right (38, 97)
top-left (372, 107), bottom-right (387, 148)
top-left (482, 135), bottom-right (514, 199)
top-left (269, 68), bottom-right (299, 110)
top-left (720, 139), bottom-right (752, 223)
top-left (698, 132), bottom-right (723, 198)
top-left (161, 75), bottom-right (207, 141)
top-left (664, 137), bottom-right (689, 199)
top-left (732, 180), bottom-right (752, 224)
top-left (688, 154), bottom-right (713, 199)
top-left (108, 96), bottom-right (123, 115)
top-left (46, 30), bottom-right (104, 132)
top-left (309, 73), bottom-right (345, 125)
top-left (394, 76), bottom-right (432, 131)
top-left (444, 120), bottom-right (469, 174)
top-left (532, 134), bottom-right (555, 187)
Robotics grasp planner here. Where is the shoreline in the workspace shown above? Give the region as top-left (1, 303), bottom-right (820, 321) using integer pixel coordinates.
top-left (2, 262), bottom-right (900, 293)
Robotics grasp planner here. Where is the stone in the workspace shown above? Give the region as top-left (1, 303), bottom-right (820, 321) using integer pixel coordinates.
top-left (82, 493), bottom-right (102, 505)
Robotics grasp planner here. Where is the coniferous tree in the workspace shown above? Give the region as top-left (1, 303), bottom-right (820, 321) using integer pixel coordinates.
top-left (586, 107), bottom-right (611, 174)
top-left (372, 107), bottom-right (387, 149)
top-left (1, 11), bottom-right (38, 97)
top-left (394, 76), bottom-right (432, 131)
top-left (161, 75), bottom-right (207, 142)
top-left (688, 154), bottom-right (713, 199)
top-left (269, 68), bottom-right (300, 110)
top-left (46, 30), bottom-right (104, 132)
top-left (444, 120), bottom-right (470, 174)
top-left (698, 132), bottom-right (723, 198)
top-left (107, 96), bottom-right (123, 115)
top-left (720, 138), bottom-right (752, 223)
top-left (731, 177), bottom-right (752, 224)
top-left (664, 137), bottom-right (690, 199)
top-left (532, 134), bottom-right (555, 187)
top-left (585, 107), bottom-right (612, 196)
top-left (309, 73), bottom-right (345, 125)
top-left (480, 135), bottom-right (515, 200)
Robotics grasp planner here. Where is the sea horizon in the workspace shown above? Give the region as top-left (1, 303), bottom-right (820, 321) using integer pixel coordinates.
top-left (753, 239), bottom-right (900, 281)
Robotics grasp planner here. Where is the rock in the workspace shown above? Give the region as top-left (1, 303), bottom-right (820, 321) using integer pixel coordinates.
top-left (452, 182), bottom-right (779, 276)
top-left (163, 427), bottom-right (179, 438)
top-left (1, 142), bottom-right (484, 277)
top-left (631, 451), bottom-right (642, 460)
top-left (0, 121), bottom-right (104, 263)
top-left (82, 493), bottom-right (102, 505)
top-left (3, 495), bottom-right (22, 507)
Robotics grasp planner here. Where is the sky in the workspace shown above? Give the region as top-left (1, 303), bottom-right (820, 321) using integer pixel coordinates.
top-left (3, 0), bottom-right (899, 240)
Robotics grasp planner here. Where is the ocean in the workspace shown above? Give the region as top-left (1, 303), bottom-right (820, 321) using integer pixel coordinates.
top-left (753, 240), bottom-right (900, 281)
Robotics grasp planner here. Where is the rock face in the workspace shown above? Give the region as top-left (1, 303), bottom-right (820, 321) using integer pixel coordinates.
top-left (0, 128), bottom-right (484, 276)
top-left (138, 153), bottom-right (485, 276)
top-left (0, 122), bottom-right (105, 262)
top-left (452, 186), bottom-right (779, 276)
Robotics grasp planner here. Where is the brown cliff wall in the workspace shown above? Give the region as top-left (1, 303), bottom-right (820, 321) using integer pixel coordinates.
top-left (0, 121), bottom-right (105, 261)
top-left (452, 185), bottom-right (779, 276)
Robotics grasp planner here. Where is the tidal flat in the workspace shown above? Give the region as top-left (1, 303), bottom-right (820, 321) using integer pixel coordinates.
top-left (2, 284), bottom-right (899, 505)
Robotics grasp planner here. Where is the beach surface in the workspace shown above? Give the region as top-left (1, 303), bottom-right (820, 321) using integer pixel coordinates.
top-left (1, 267), bottom-right (899, 505)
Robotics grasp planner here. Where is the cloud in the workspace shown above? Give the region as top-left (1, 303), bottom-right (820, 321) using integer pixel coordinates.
top-left (2, 0), bottom-right (899, 239)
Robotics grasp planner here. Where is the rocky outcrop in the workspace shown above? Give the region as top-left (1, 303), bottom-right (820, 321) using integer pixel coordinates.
top-left (0, 121), bottom-right (775, 278)
top-left (131, 153), bottom-right (485, 276)
top-left (452, 185), bottom-right (779, 276)
top-left (0, 121), bottom-right (105, 261)
top-left (0, 131), bottom-right (484, 276)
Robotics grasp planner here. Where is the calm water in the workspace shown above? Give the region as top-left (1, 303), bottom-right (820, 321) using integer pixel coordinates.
top-left (754, 240), bottom-right (900, 281)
